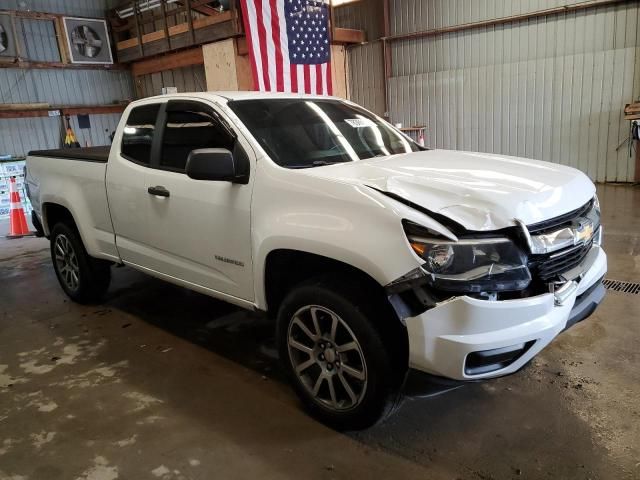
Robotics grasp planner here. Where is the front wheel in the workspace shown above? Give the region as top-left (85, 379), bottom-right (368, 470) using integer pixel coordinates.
top-left (277, 278), bottom-right (405, 430)
top-left (50, 223), bottom-right (111, 304)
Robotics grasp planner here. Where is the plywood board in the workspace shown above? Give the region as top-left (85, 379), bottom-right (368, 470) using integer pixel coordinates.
top-left (203, 37), bottom-right (254, 92)
top-left (203, 38), bottom-right (238, 91)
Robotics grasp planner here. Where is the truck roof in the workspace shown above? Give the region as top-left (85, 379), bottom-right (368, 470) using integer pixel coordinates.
top-left (142, 91), bottom-right (343, 103)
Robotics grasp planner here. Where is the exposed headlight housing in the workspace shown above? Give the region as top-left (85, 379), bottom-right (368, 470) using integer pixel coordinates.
top-left (404, 222), bottom-right (531, 293)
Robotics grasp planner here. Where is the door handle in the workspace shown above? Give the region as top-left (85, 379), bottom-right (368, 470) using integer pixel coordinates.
top-left (147, 185), bottom-right (170, 197)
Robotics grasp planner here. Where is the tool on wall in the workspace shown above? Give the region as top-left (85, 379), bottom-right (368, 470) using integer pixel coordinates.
top-left (623, 102), bottom-right (640, 183)
top-left (62, 115), bottom-right (80, 148)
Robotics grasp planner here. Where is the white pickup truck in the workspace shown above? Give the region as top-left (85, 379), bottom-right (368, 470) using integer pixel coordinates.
top-left (26, 92), bottom-right (607, 429)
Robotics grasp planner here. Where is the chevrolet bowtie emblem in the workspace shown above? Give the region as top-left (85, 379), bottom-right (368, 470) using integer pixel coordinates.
top-left (574, 220), bottom-right (594, 244)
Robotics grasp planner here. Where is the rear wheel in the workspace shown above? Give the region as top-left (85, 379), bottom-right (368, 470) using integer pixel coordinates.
top-left (277, 278), bottom-right (405, 430)
top-left (50, 223), bottom-right (111, 304)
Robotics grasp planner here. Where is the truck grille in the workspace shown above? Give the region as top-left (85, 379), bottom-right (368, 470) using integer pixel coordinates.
top-left (529, 240), bottom-right (593, 282)
top-left (524, 198), bottom-right (598, 282)
top-left (527, 199), bottom-right (593, 235)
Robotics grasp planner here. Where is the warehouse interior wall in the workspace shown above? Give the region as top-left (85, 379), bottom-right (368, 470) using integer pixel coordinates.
top-left (333, 0), bottom-right (384, 41)
top-left (348, 0), bottom-right (640, 182)
top-left (348, 41), bottom-right (386, 117)
top-left (1, 0), bottom-right (117, 17)
top-left (0, 0), bottom-right (135, 156)
top-left (135, 65), bottom-right (207, 98)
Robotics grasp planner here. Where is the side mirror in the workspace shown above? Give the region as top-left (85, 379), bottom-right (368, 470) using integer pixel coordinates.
top-left (185, 148), bottom-right (247, 183)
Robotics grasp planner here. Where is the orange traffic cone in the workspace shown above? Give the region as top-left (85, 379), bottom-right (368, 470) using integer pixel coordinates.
top-left (6, 176), bottom-right (32, 239)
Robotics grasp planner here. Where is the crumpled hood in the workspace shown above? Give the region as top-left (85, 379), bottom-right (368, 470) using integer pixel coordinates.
top-left (304, 149), bottom-right (595, 231)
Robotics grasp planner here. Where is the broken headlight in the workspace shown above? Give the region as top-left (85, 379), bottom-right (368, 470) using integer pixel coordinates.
top-left (404, 222), bottom-right (531, 293)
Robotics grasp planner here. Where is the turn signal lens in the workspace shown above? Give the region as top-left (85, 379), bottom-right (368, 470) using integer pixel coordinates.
top-left (410, 242), bottom-right (455, 273)
top-left (410, 241), bottom-right (426, 257)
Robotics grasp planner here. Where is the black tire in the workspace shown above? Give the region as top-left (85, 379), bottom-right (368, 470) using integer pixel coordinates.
top-left (277, 276), bottom-right (406, 430)
top-left (50, 222), bottom-right (111, 304)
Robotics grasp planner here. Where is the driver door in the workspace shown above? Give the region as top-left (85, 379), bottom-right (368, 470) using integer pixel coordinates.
top-left (140, 99), bottom-right (255, 302)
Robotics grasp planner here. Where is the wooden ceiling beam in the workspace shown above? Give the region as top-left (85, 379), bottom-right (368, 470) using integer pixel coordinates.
top-left (130, 46), bottom-right (204, 76)
top-left (0, 59), bottom-right (127, 71)
top-left (332, 27), bottom-right (366, 44)
top-left (0, 104), bottom-right (128, 119)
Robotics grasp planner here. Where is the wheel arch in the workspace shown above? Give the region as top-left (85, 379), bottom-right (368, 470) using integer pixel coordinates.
top-left (272, 253), bottom-right (410, 420)
top-left (42, 202), bottom-right (78, 237)
top-left (262, 248), bottom-right (386, 316)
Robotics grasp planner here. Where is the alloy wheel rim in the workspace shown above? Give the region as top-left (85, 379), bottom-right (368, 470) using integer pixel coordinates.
top-left (287, 305), bottom-right (368, 411)
top-left (54, 234), bottom-right (80, 292)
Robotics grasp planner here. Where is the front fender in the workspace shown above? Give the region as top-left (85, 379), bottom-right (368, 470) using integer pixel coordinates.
top-left (250, 162), bottom-right (448, 310)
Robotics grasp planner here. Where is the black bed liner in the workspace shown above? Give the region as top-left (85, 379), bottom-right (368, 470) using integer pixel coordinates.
top-left (27, 146), bottom-right (110, 163)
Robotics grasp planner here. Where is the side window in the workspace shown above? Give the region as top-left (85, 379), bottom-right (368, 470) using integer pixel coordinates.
top-left (121, 103), bottom-right (161, 165)
top-left (160, 103), bottom-right (235, 172)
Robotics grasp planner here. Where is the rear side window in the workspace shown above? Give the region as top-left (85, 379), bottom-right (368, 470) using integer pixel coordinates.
top-left (160, 102), bottom-right (235, 172)
top-left (121, 104), bottom-right (161, 164)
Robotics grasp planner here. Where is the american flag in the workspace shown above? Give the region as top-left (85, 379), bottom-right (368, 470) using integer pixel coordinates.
top-left (240, 0), bottom-right (333, 95)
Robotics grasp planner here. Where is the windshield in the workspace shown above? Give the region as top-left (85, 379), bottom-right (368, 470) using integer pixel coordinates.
top-left (228, 99), bottom-right (422, 169)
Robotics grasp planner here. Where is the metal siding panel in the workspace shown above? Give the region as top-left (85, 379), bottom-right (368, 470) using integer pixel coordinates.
top-left (5, 0), bottom-right (109, 17)
top-left (608, 48), bottom-right (626, 181)
top-left (0, 68), bottom-right (133, 105)
top-left (0, 0), bottom-right (133, 161)
top-left (347, 41), bottom-right (385, 117)
top-left (333, 0), bottom-right (383, 40)
top-left (598, 50), bottom-right (614, 182)
top-left (569, 53), bottom-right (584, 171)
top-left (375, 1), bottom-right (640, 182)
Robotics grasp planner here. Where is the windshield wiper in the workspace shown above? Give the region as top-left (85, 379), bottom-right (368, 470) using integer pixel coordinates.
top-left (311, 160), bottom-right (344, 167)
top-left (285, 160), bottom-right (349, 169)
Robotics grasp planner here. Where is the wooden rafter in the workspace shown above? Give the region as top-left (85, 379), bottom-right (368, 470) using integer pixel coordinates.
top-left (115, 10), bottom-right (232, 50)
top-left (130, 46), bottom-right (203, 76)
top-left (332, 27), bottom-right (366, 44)
top-left (0, 103), bottom-right (129, 119)
top-left (0, 59), bottom-right (127, 71)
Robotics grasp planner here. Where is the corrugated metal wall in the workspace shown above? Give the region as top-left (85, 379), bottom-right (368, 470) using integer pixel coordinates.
top-left (2, 0), bottom-right (113, 18)
top-left (18, 18), bottom-right (60, 62)
top-left (348, 41), bottom-right (386, 116)
top-left (390, 1), bottom-right (640, 182)
top-left (334, 0), bottom-right (384, 41)
top-left (136, 65), bottom-right (207, 97)
top-left (0, 66), bottom-right (134, 155)
top-left (349, 0), bottom-right (640, 182)
top-left (0, 0), bottom-right (136, 156)
top-left (0, 69), bottom-right (134, 105)
top-left (0, 114), bottom-right (121, 156)
top-left (388, 0), bottom-right (619, 32)
top-left (337, 0), bottom-right (386, 117)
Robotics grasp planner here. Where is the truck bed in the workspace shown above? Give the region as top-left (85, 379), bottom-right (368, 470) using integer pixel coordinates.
top-left (27, 146), bottom-right (110, 163)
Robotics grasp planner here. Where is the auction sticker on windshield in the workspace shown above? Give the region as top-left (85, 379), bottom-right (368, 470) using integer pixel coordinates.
top-left (344, 118), bottom-right (377, 128)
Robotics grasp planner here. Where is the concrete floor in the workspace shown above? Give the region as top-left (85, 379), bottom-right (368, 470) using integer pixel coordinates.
top-left (0, 184), bottom-right (638, 480)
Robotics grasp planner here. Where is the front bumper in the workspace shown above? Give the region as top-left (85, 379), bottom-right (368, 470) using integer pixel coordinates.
top-left (405, 245), bottom-right (607, 380)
